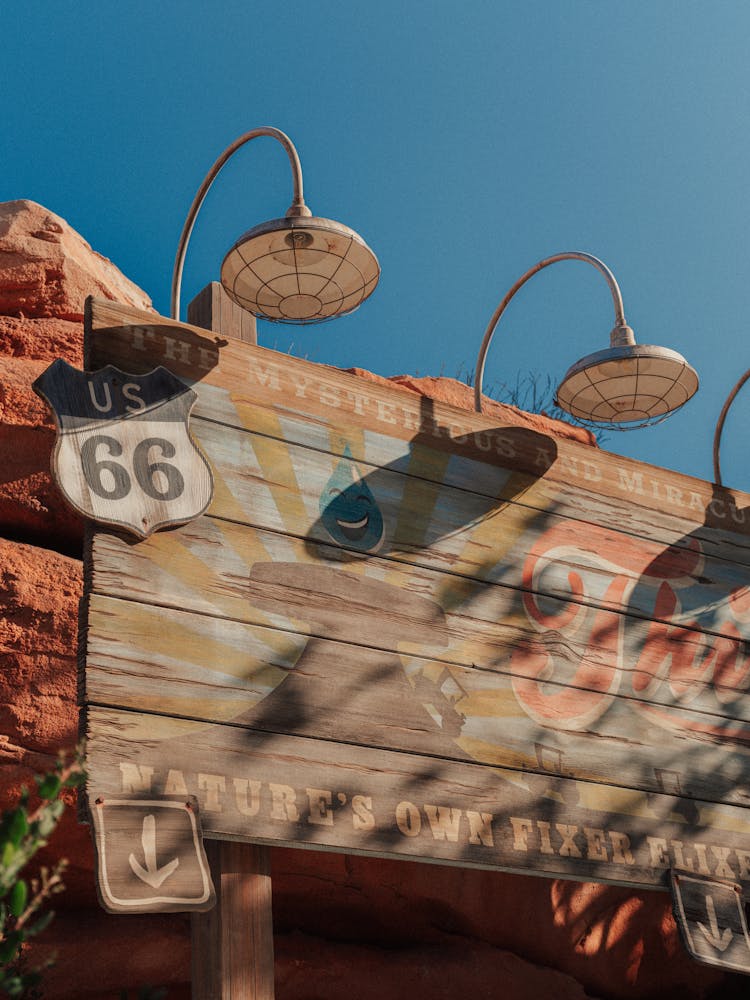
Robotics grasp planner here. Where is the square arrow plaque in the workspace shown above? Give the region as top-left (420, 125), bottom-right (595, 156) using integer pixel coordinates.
top-left (671, 870), bottom-right (750, 975)
top-left (90, 794), bottom-right (216, 913)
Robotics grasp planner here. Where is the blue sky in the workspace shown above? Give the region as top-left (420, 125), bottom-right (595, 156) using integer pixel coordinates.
top-left (3, 1), bottom-right (750, 486)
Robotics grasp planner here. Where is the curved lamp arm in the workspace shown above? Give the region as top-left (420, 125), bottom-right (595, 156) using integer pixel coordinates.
top-left (473, 251), bottom-right (627, 413)
top-left (713, 368), bottom-right (750, 485)
top-left (171, 126), bottom-right (310, 321)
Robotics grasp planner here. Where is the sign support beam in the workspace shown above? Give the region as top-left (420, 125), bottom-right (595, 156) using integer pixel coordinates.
top-left (187, 285), bottom-right (272, 998)
top-left (191, 841), bottom-right (274, 999)
top-left (186, 281), bottom-right (257, 345)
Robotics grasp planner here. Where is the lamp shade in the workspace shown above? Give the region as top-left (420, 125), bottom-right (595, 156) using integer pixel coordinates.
top-left (556, 343), bottom-right (699, 427)
top-left (221, 215), bottom-right (380, 324)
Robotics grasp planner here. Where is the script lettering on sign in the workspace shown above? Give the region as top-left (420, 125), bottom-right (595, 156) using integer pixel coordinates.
top-left (514, 519), bottom-right (750, 735)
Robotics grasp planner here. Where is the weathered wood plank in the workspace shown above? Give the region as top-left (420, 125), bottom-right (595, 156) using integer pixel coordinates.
top-left (85, 298), bottom-right (750, 565)
top-left (88, 407), bottom-right (750, 648)
top-left (88, 521), bottom-right (750, 724)
top-left (187, 281), bottom-right (257, 346)
top-left (81, 299), bottom-right (750, 893)
top-left (88, 412), bottom-right (748, 638)
top-left (191, 841), bottom-right (274, 1000)
top-left (86, 706), bottom-right (750, 891)
top-left (83, 594), bottom-right (750, 808)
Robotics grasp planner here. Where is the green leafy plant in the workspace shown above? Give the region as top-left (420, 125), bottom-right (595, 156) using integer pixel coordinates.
top-left (0, 750), bottom-right (85, 998)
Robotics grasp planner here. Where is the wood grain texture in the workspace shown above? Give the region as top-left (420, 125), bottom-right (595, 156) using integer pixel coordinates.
top-left (192, 841), bottom-right (274, 999)
top-left (187, 282), bottom-right (257, 346)
top-left (186, 283), bottom-right (271, 998)
top-left (87, 706), bottom-right (750, 891)
top-left (81, 299), bottom-right (750, 890)
top-left (89, 794), bottom-right (215, 913)
top-left (85, 298), bottom-right (750, 565)
top-left (88, 427), bottom-right (750, 649)
top-left (182, 415), bottom-right (750, 637)
top-left (82, 592), bottom-right (750, 808)
top-left (671, 871), bottom-right (750, 973)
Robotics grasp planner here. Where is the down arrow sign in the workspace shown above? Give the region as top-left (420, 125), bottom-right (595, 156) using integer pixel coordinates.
top-left (697, 895), bottom-right (734, 953)
top-left (129, 814), bottom-right (180, 888)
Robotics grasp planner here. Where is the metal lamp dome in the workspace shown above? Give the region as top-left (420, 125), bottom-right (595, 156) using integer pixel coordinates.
top-left (474, 251), bottom-right (698, 430)
top-left (171, 126), bottom-right (379, 325)
top-left (221, 213), bottom-right (379, 325)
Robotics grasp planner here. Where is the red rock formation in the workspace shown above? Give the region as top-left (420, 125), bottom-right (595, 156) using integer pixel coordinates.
top-left (0, 200), bottom-right (152, 553)
top-left (0, 200), bottom-right (150, 322)
top-left (0, 199), bottom-right (741, 998)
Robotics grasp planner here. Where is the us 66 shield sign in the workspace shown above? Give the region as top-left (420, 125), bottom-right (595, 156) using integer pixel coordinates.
top-left (33, 358), bottom-right (213, 537)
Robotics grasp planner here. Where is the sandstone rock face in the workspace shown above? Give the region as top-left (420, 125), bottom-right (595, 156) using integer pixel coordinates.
top-left (0, 200), bottom-right (151, 322)
top-left (0, 315), bottom-right (83, 364)
top-left (274, 931), bottom-right (594, 1000)
top-left (0, 538), bottom-right (79, 770)
top-left (0, 201), bottom-right (154, 553)
top-left (0, 355), bottom-right (83, 552)
top-left (270, 850), bottom-right (730, 1000)
top-left (0, 199), bottom-right (741, 998)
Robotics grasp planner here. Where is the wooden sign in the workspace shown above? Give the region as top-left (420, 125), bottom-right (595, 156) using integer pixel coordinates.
top-left (33, 357), bottom-right (213, 537)
top-left (89, 794), bottom-right (215, 913)
top-left (671, 871), bottom-right (750, 973)
top-left (81, 298), bottom-right (750, 892)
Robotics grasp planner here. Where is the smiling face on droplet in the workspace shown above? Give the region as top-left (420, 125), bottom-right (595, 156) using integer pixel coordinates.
top-left (320, 449), bottom-right (385, 553)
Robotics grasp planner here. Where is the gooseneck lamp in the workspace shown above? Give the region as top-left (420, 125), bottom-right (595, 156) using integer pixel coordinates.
top-left (171, 126), bottom-right (380, 324)
top-left (473, 252), bottom-right (698, 429)
top-left (713, 369), bottom-right (750, 485)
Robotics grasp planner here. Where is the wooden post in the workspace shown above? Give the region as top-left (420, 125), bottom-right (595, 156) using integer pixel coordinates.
top-left (188, 284), bottom-right (271, 999)
top-left (191, 842), bottom-right (274, 998)
top-left (188, 281), bottom-right (257, 345)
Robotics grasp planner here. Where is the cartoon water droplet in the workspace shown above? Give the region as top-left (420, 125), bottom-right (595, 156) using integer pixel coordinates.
top-left (319, 446), bottom-right (385, 552)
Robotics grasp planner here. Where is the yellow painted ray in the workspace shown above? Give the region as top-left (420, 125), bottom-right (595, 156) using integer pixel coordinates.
top-left (90, 600), bottom-right (303, 682)
top-left (329, 426), bottom-right (365, 464)
top-left (231, 395), bottom-right (289, 441)
top-left (404, 441), bottom-right (454, 483)
top-left (695, 805), bottom-right (750, 835)
top-left (89, 709), bottom-right (212, 746)
top-left (105, 692), bottom-right (272, 722)
top-left (444, 474), bottom-right (546, 581)
top-left (575, 782), bottom-right (655, 819)
top-left (136, 526), bottom-right (296, 657)
top-left (225, 395), bottom-right (310, 532)
top-left (456, 734), bottom-right (539, 771)
top-left (249, 434), bottom-right (308, 533)
top-left (138, 528), bottom-right (260, 623)
top-left (207, 445), bottom-right (263, 525)
top-left (455, 685), bottom-right (523, 719)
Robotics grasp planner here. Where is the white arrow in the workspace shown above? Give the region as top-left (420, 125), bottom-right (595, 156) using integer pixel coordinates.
top-left (697, 895), bottom-right (733, 953)
top-left (128, 814), bottom-right (180, 889)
